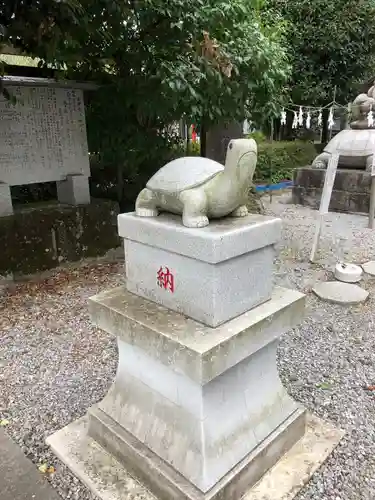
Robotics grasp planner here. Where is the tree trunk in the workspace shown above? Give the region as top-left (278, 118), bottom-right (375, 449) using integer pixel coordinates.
top-left (321, 108), bottom-right (329, 144)
top-left (204, 122), bottom-right (263, 214)
top-left (205, 121), bottom-right (243, 164)
top-left (116, 162), bottom-right (125, 210)
top-left (200, 119), bottom-right (207, 157)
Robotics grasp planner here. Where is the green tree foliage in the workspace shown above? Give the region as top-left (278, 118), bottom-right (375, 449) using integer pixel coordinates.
top-left (0, 0), bottom-right (289, 206)
top-left (1, 0), bottom-right (289, 124)
top-left (266, 0), bottom-right (375, 105)
top-left (0, 1), bottom-right (84, 60)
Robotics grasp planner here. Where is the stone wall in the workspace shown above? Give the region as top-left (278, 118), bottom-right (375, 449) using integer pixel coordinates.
top-left (0, 199), bottom-right (120, 277)
top-left (293, 167), bottom-right (371, 214)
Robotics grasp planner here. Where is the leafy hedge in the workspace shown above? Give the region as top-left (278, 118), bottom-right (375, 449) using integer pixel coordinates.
top-left (254, 140), bottom-right (316, 184)
top-left (186, 138), bottom-right (317, 184)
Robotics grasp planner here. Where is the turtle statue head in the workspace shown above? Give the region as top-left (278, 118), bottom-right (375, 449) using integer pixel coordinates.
top-left (135, 138), bottom-right (258, 228)
top-left (225, 138), bottom-right (258, 180)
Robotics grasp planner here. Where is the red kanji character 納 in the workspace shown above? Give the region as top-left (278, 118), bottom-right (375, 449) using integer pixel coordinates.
top-left (157, 266), bottom-right (174, 293)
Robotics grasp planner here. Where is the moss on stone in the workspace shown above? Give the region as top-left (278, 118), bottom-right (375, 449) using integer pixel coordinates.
top-left (0, 199), bottom-right (120, 276)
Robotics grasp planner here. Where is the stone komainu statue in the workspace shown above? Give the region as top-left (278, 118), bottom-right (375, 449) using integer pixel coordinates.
top-left (312, 83), bottom-right (375, 171)
top-left (351, 82), bottom-right (375, 130)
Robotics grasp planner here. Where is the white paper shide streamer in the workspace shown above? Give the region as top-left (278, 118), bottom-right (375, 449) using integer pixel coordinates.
top-left (292, 111), bottom-right (298, 129)
top-left (298, 106), bottom-right (303, 126)
top-left (306, 111), bottom-right (311, 129)
top-left (367, 106), bottom-right (374, 128)
top-left (318, 109), bottom-right (322, 127)
top-left (280, 108), bottom-right (287, 126)
top-left (327, 107), bottom-right (334, 130)
top-left (280, 100), bottom-right (345, 131)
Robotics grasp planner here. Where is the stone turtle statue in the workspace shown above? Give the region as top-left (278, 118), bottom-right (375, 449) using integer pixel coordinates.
top-left (135, 138), bottom-right (257, 228)
top-left (312, 129), bottom-right (375, 171)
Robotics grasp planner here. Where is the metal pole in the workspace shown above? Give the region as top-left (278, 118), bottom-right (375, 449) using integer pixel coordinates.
top-left (369, 176), bottom-right (375, 229)
top-left (269, 118), bottom-right (274, 203)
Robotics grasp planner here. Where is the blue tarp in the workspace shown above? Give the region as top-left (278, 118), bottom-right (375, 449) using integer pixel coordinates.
top-left (255, 180), bottom-right (293, 192)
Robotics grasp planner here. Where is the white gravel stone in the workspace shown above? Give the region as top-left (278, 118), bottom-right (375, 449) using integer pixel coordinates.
top-left (1, 193), bottom-right (375, 500)
top-left (312, 281), bottom-right (369, 305)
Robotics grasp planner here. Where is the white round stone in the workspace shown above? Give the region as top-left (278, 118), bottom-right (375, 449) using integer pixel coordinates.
top-left (362, 261), bottom-right (375, 276)
top-left (313, 281), bottom-right (369, 305)
top-left (334, 263), bottom-right (363, 283)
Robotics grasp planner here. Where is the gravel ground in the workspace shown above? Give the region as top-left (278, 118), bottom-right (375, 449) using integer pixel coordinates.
top-left (1, 195), bottom-right (375, 500)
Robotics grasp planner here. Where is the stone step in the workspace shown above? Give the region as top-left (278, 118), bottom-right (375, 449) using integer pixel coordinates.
top-left (0, 429), bottom-right (61, 500)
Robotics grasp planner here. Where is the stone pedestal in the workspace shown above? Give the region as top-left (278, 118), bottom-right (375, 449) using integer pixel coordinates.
top-left (0, 183), bottom-right (13, 217)
top-left (118, 213), bottom-right (281, 327)
top-left (56, 174), bottom-right (91, 205)
top-left (85, 285), bottom-right (305, 499)
top-left (47, 213), bottom-right (344, 500)
top-left (293, 166), bottom-right (371, 214)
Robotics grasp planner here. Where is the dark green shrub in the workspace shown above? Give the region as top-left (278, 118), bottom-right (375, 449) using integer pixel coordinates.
top-left (246, 131), bottom-right (267, 143)
top-left (254, 140), bottom-right (316, 184)
top-left (186, 140), bottom-right (200, 156)
top-left (89, 139), bottom-right (183, 212)
top-left (314, 142), bottom-right (326, 154)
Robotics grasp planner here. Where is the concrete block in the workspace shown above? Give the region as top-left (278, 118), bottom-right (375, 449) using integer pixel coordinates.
top-left (118, 213), bottom-right (282, 326)
top-left (57, 174), bottom-right (90, 205)
top-left (91, 341), bottom-right (301, 491)
top-left (47, 413), bottom-right (344, 500)
top-left (0, 183), bottom-right (13, 217)
top-left (293, 167), bottom-right (372, 214)
top-left (312, 281), bottom-right (369, 304)
top-left (88, 285), bottom-right (305, 385)
top-left (0, 199), bottom-right (119, 276)
top-left (362, 260), bottom-right (375, 276)
top-left (85, 285), bottom-right (306, 492)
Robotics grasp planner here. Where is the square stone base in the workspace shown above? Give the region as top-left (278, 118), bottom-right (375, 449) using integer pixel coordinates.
top-left (87, 406), bottom-right (306, 500)
top-left (293, 167), bottom-right (371, 214)
top-left (118, 213), bottom-right (281, 327)
top-left (0, 199), bottom-right (119, 276)
top-left (47, 412), bottom-right (344, 500)
top-left (0, 183), bottom-right (13, 217)
top-left (88, 285), bottom-right (307, 492)
top-left (57, 174), bottom-right (91, 205)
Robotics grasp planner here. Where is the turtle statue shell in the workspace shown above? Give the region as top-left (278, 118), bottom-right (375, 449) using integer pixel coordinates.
top-left (324, 129), bottom-right (375, 155)
top-left (146, 156), bottom-right (224, 194)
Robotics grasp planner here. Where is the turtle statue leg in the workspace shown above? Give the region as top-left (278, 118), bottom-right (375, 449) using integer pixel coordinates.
top-left (135, 188), bottom-right (159, 217)
top-left (180, 189), bottom-right (209, 228)
top-left (230, 205), bottom-right (249, 217)
top-left (312, 152), bottom-right (330, 169)
top-left (366, 155), bottom-right (374, 173)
